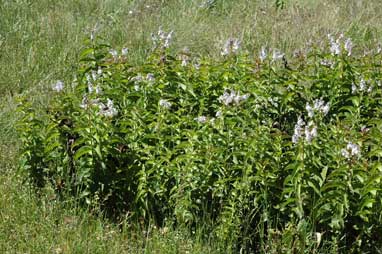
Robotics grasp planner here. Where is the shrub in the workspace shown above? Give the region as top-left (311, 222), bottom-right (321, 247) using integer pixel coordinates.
top-left (17, 33), bottom-right (382, 252)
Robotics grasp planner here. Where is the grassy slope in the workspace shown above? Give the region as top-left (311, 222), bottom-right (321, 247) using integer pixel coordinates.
top-left (1, 0), bottom-right (382, 252)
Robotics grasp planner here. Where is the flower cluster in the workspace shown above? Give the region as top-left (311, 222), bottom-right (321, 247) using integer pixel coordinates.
top-left (292, 117), bottom-right (318, 144)
top-left (98, 98), bottom-right (118, 117)
top-left (159, 99), bottom-right (172, 109)
top-left (328, 34), bottom-right (341, 55)
top-left (320, 59), bottom-right (334, 68)
top-left (80, 96), bottom-right (98, 110)
top-left (305, 121), bottom-right (318, 143)
top-left (85, 68), bottom-right (103, 95)
top-left (328, 34), bottom-right (353, 56)
top-left (305, 99), bottom-right (330, 118)
top-left (344, 38), bottom-right (353, 56)
top-left (151, 27), bottom-right (173, 49)
top-left (130, 73), bottom-right (155, 91)
top-left (109, 47), bottom-right (129, 60)
top-left (292, 117), bottom-right (305, 144)
top-left (218, 89), bottom-right (250, 106)
top-left (292, 98), bottom-right (329, 144)
top-left (80, 97), bottom-right (118, 117)
top-left (194, 116), bottom-right (208, 124)
top-left (258, 47), bottom-right (284, 62)
top-left (259, 46), bottom-right (267, 62)
top-left (341, 142), bottom-right (361, 159)
top-left (178, 48), bottom-right (191, 66)
top-left (52, 80), bottom-right (64, 92)
top-left (352, 78), bottom-right (373, 94)
top-left (199, 0), bottom-right (216, 8)
top-left (272, 49), bottom-right (285, 61)
top-left (221, 38), bottom-right (240, 56)
top-left (90, 23), bottom-right (100, 41)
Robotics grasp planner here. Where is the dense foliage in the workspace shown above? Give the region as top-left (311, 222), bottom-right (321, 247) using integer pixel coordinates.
top-left (17, 33), bottom-right (382, 253)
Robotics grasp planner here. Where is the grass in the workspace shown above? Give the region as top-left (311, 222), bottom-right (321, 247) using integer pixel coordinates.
top-left (1, 0), bottom-right (382, 252)
top-left (0, 173), bottom-right (220, 253)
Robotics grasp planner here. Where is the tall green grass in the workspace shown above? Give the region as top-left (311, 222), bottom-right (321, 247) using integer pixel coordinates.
top-left (0, 171), bottom-right (220, 253)
top-left (2, 0), bottom-right (382, 94)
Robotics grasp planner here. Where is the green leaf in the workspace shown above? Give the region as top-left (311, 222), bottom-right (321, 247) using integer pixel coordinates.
top-left (349, 96), bottom-right (360, 107)
top-left (307, 180), bottom-right (321, 197)
top-left (74, 145), bottom-right (93, 160)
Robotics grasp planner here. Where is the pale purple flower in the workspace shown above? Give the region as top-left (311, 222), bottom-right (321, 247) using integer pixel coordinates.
top-left (306, 104), bottom-right (314, 118)
top-left (80, 97), bottom-right (101, 110)
top-left (91, 70), bottom-right (98, 81)
top-left (330, 41), bottom-right (341, 55)
top-left (88, 82), bottom-right (94, 93)
top-left (121, 47), bottom-right (129, 56)
top-left (341, 142), bottom-right (361, 159)
top-left (292, 117), bottom-right (305, 144)
top-left (322, 104), bottom-right (330, 115)
top-left (109, 49), bottom-right (118, 59)
top-left (341, 149), bottom-right (350, 158)
top-left (52, 80), bottom-right (64, 92)
top-left (146, 73), bottom-right (155, 82)
top-left (95, 85), bottom-right (102, 94)
top-left (85, 73), bottom-right (91, 83)
top-left (152, 27), bottom-right (173, 49)
top-left (90, 23), bottom-right (99, 41)
top-left (306, 99), bottom-right (330, 118)
top-left (159, 99), bottom-right (171, 109)
top-left (272, 49), bottom-right (284, 61)
top-left (292, 118), bottom-right (318, 144)
top-left (234, 93), bottom-right (250, 104)
top-left (268, 97), bottom-right (279, 107)
top-left (218, 90), bottom-right (235, 106)
top-left (361, 126), bottom-right (370, 134)
top-left (344, 38), bottom-right (353, 56)
top-left (194, 116), bottom-right (208, 124)
top-left (305, 121), bottom-right (318, 143)
top-left (131, 74), bottom-right (143, 84)
top-left (221, 38), bottom-right (240, 56)
top-left (200, 0), bottom-right (215, 8)
top-left (180, 52), bottom-right (190, 66)
top-left (260, 46), bottom-right (267, 62)
top-left (99, 98), bottom-right (118, 117)
top-left (163, 31), bottom-right (173, 48)
top-left (367, 85), bottom-right (373, 93)
top-left (320, 59), bottom-right (334, 68)
top-left (328, 34), bottom-right (341, 55)
top-left (218, 89), bottom-right (249, 106)
top-left (359, 78), bottom-right (367, 91)
top-left (352, 78), bottom-right (372, 94)
top-left (80, 96), bottom-right (88, 109)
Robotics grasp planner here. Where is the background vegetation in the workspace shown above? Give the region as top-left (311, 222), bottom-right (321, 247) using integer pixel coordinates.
top-left (2, 0), bottom-right (382, 253)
